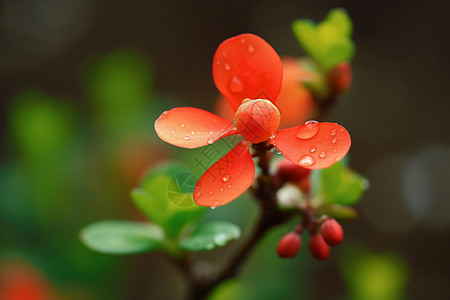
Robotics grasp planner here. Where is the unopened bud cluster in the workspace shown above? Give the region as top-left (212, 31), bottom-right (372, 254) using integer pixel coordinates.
top-left (277, 219), bottom-right (343, 260)
top-left (275, 160), bottom-right (344, 260)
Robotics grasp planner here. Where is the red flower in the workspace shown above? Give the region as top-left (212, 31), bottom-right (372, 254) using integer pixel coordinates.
top-left (155, 34), bottom-right (351, 207)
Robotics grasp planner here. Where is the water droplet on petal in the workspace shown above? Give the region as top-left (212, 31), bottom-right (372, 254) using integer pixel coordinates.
top-left (296, 121), bottom-right (319, 139)
top-left (222, 51), bottom-right (227, 57)
top-left (240, 37), bottom-right (246, 43)
top-left (191, 131), bottom-right (195, 135)
top-left (181, 124), bottom-right (185, 127)
top-left (319, 151), bottom-right (327, 158)
top-left (332, 138), bottom-right (337, 144)
top-left (211, 206), bottom-right (216, 210)
top-left (220, 188), bottom-right (223, 191)
top-left (159, 111), bottom-right (168, 120)
top-left (184, 136), bottom-right (190, 141)
top-left (216, 60), bottom-right (221, 65)
top-left (333, 148), bottom-right (337, 152)
top-left (331, 129), bottom-right (337, 136)
top-left (222, 174), bottom-right (231, 182)
top-left (209, 131), bottom-right (213, 134)
top-left (298, 155), bottom-right (315, 167)
top-left (224, 63), bottom-right (231, 71)
top-left (228, 185), bottom-right (231, 188)
top-left (171, 130), bottom-right (176, 134)
top-left (276, 149), bottom-right (281, 155)
top-left (270, 133), bottom-right (276, 139)
top-left (228, 75), bottom-right (244, 93)
top-left (248, 44), bottom-right (255, 54)
top-left (310, 147), bottom-right (316, 153)
top-left (340, 129), bottom-right (344, 132)
top-left (207, 137), bottom-right (215, 144)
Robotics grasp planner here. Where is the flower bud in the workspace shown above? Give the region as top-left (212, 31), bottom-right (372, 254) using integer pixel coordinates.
top-left (277, 232), bottom-right (301, 258)
top-left (235, 99), bottom-right (280, 143)
top-left (321, 219), bottom-right (344, 246)
top-left (277, 159), bottom-right (311, 182)
top-left (328, 62), bottom-right (352, 94)
top-left (309, 233), bottom-right (330, 261)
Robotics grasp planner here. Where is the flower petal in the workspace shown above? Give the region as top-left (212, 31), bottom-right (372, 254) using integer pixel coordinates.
top-left (155, 107), bottom-right (236, 149)
top-left (270, 122), bottom-right (351, 169)
top-left (213, 33), bottom-right (283, 111)
top-left (194, 141), bottom-right (254, 207)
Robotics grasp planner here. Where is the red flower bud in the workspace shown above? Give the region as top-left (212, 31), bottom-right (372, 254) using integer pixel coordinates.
top-left (235, 99), bottom-right (280, 143)
top-left (277, 232), bottom-right (301, 258)
top-left (321, 219), bottom-right (344, 246)
top-left (328, 62), bottom-right (352, 94)
top-left (309, 234), bottom-right (330, 261)
top-left (277, 159), bottom-right (311, 182)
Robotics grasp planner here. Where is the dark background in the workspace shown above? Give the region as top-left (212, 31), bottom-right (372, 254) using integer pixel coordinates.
top-left (1, 0), bottom-right (449, 298)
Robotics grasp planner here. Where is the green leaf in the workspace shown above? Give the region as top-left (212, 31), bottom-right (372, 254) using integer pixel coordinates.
top-left (326, 8), bottom-right (353, 36)
top-left (292, 8), bottom-right (355, 71)
top-left (80, 220), bottom-right (164, 254)
top-left (179, 221), bottom-right (241, 251)
top-left (131, 162), bottom-right (206, 238)
top-left (316, 204), bottom-right (358, 220)
top-left (320, 160), bottom-right (369, 206)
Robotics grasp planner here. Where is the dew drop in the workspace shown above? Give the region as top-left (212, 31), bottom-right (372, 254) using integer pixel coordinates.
top-left (209, 131), bottom-right (213, 134)
top-left (224, 63), bottom-right (231, 71)
top-left (216, 60), bottom-right (221, 65)
top-left (331, 129), bottom-right (337, 136)
top-left (298, 155), bottom-right (315, 167)
top-left (228, 75), bottom-right (244, 93)
top-left (191, 131), bottom-right (195, 135)
top-left (340, 129), bottom-right (344, 132)
top-left (220, 188), bottom-right (223, 191)
top-left (222, 51), bottom-right (228, 57)
top-left (228, 185), bottom-right (231, 188)
top-left (276, 149), bottom-right (281, 155)
top-left (207, 137), bottom-right (215, 144)
top-left (240, 37), bottom-right (246, 43)
top-left (270, 133), bottom-right (276, 139)
top-left (333, 148), bottom-right (337, 152)
top-left (296, 120), bottom-right (319, 139)
top-left (222, 174), bottom-right (231, 182)
top-left (247, 43), bottom-right (255, 54)
top-left (184, 136), bottom-right (190, 141)
top-left (171, 130), bottom-right (176, 134)
top-left (319, 151), bottom-right (327, 158)
top-left (310, 147), bottom-right (316, 153)
top-left (211, 206), bottom-right (216, 210)
top-left (332, 138), bottom-right (337, 144)
top-left (181, 124), bottom-right (185, 128)
top-left (159, 111), bottom-right (168, 120)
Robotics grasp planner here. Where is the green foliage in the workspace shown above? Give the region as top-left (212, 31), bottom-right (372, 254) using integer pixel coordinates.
top-left (81, 161), bottom-right (242, 256)
top-left (339, 245), bottom-right (409, 300)
top-left (80, 220), bottom-right (164, 255)
top-left (320, 160), bottom-right (369, 206)
top-left (179, 221), bottom-right (241, 251)
top-left (131, 161), bottom-right (207, 238)
top-left (292, 8), bottom-right (355, 71)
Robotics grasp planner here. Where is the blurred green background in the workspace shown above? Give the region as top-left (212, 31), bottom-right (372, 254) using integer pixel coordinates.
top-left (1, 0), bottom-right (449, 299)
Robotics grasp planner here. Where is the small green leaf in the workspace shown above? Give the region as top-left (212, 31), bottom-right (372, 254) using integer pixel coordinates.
top-left (292, 8), bottom-right (355, 71)
top-left (131, 162), bottom-right (206, 238)
top-left (326, 8), bottom-right (353, 36)
top-left (320, 161), bottom-right (369, 206)
top-left (316, 204), bottom-right (358, 220)
top-left (80, 220), bottom-right (164, 254)
top-left (179, 221), bottom-right (241, 251)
